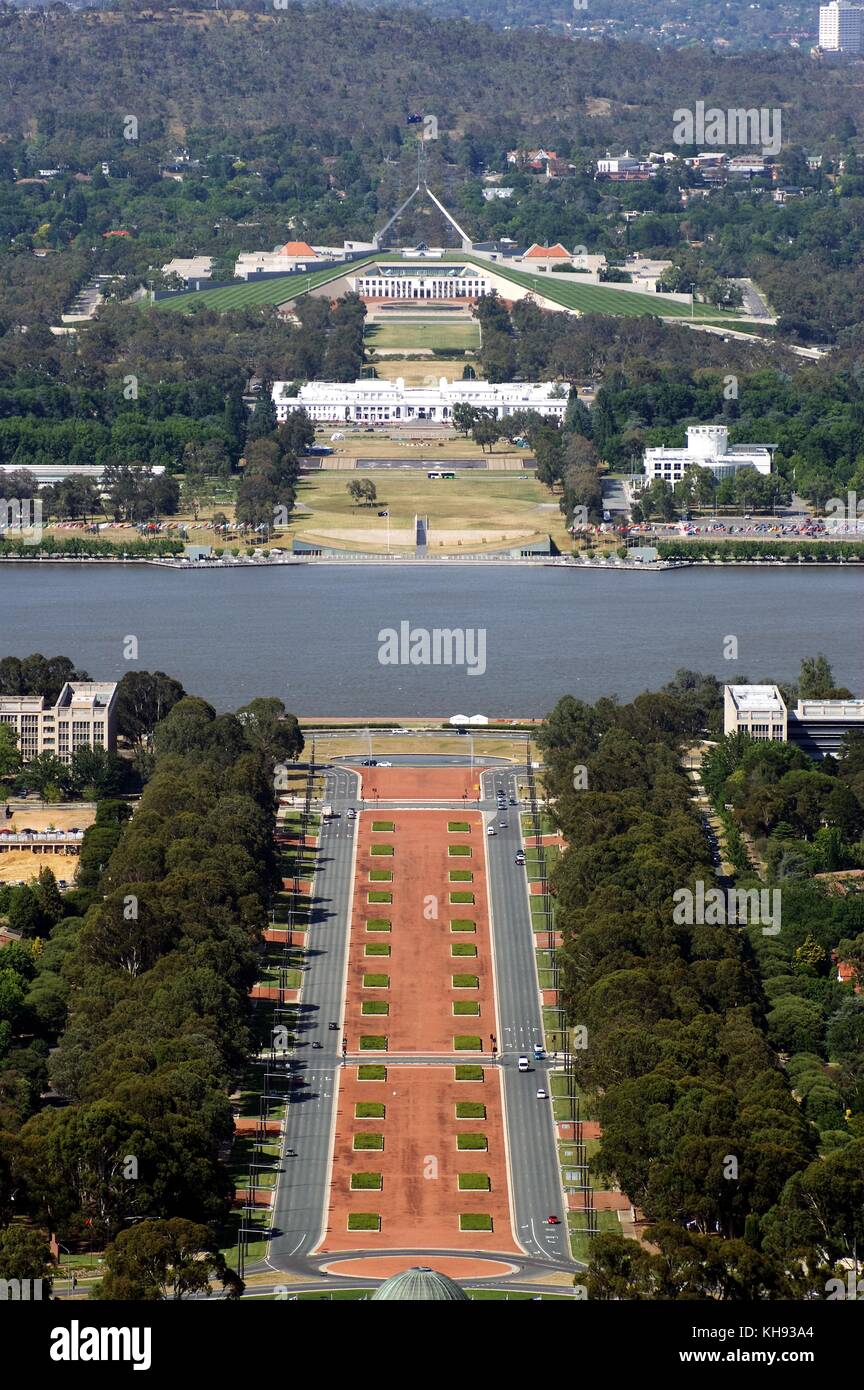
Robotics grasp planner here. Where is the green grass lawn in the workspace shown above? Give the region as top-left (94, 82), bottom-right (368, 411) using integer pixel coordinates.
top-left (371, 821), bottom-right (395, 832)
top-left (368, 891), bottom-right (392, 903)
top-left (456, 1133), bottom-right (488, 1150)
top-left (363, 974), bottom-right (390, 988)
top-left (358, 1065), bottom-right (387, 1080)
top-left (452, 943), bottom-right (478, 957)
top-left (348, 1212), bottom-right (381, 1231)
top-left (370, 844), bottom-right (394, 856)
top-left (455, 1065), bottom-right (484, 1081)
top-left (451, 919), bottom-right (476, 932)
top-left (449, 870), bottom-right (473, 882)
top-left (450, 892), bottom-right (474, 904)
top-left (355, 1102), bottom-right (386, 1119)
top-left (366, 918), bottom-right (391, 931)
top-left (365, 943), bottom-right (391, 957)
top-left (454, 1035), bottom-right (482, 1051)
top-left (458, 1173), bottom-right (491, 1190)
top-left (362, 1000), bottom-right (389, 1016)
top-left (359, 1035), bottom-right (387, 1050)
top-left (448, 821), bottom-right (471, 832)
top-left (456, 1102), bottom-right (486, 1119)
top-left (365, 320), bottom-right (480, 351)
top-left (459, 1213), bottom-right (493, 1231)
top-left (448, 844), bottom-right (472, 856)
top-left (369, 869), bottom-right (393, 881)
top-left (453, 1001), bottom-right (480, 1016)
top-left (353, 1133), bottom-right (384, 1150)
top-left (452, 973), bottom-right (479, 988)
top-left (350, 1172), bottom-right (383, 1190)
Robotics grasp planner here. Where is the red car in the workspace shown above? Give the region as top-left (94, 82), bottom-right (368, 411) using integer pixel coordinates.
top-left (547, 1215), bottom-right (561, 1226)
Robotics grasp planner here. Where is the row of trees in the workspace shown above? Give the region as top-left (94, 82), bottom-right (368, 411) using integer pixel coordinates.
top-left (539, 666), bottom-right (864, 1296)
top-left (0, 685), bottom-right (303, 1288)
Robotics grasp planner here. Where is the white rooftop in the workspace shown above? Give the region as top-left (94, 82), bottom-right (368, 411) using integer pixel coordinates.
top-left (727, 684), bottom-right (786, 714)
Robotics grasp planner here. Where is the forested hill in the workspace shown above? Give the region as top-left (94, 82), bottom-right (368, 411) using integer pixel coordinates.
top-left (0, 5), bottom-right (861, 153)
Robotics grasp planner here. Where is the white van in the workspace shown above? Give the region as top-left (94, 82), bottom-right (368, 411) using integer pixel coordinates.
top-left (517, 1055), bottom-right (530, 1072)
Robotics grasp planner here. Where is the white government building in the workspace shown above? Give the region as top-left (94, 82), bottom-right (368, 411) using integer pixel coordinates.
top-left (819, 1), bottom-right (864, 51)
top-left (351, 262), bottom-right (491, 301)
top-left (643, 425), bottom-right (773, 484)
top-left (272, 378), bottom-right (568, 425)
top-left (0, 682), bottom-right (118, 764)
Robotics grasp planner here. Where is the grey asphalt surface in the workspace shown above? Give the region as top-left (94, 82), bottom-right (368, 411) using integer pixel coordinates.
top-left (267, 765), bottom-right (358, 1267)
top-left (481, 766), bottom-right (573, 1266)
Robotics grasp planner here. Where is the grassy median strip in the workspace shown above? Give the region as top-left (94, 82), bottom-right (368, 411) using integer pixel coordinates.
top-left (459, 1213), bottom-right (493, 1231)
top-left (353, 1133), bottom-right (384, 1150)
top-left (455, 1102), bottom-right (486, 1119)
top-left (350, 1173), bottom-right (383, 1191)
top-left (348, 1213), bottom-right (381, 1231)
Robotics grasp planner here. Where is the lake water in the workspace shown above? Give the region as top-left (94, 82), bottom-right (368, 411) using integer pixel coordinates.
top-left (1, 563), bottom-right (861, 715)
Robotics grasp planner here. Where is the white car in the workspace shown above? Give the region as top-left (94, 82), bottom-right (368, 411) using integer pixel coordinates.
top-left (536, 1088), bottom-right (548, 1100)
top-left (377, 761), bottom-right (392, 767)
top-left (486, 825), bottom-right (496, 836)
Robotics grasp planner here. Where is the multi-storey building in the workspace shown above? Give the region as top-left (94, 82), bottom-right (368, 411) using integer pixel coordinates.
top-left (819, 1), bottom-right (864, 51)
top-left (0, 682), bottom-right (118, 765)
top-left (723, 685), bottom-right (864, 759)
top-left (351, 262), bottom-right (490, 302)
top-left (643, 425), bottom-right (773, 485)
top-left (272, 377), bottom-right (568, 425)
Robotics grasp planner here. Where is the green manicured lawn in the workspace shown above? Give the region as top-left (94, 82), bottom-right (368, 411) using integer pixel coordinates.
top-left (365, 943), bottom-right (391, 957)
top-left (369, 869), bottom-right (393, 881)
top-left (454, 1065), bottom-right (484, 1081)
top-left (363, 974), bottom-right (390, 988)
top-left (365, 319), bottom-right (481, 351)
top-left (454, 1035), bottom-right (482, 1051)
top-left (370, 844), bottom-right (394, 856)
top-left (360, 1035), bottom-right (387, 1049)
top-left (355, 1102), bottom-right (386, 1119)
top-left (451, 943), bottom-right (478, 957)
top-left (450, 892), bottom-right (474, 904)
top-left (456, 1133), bottom-right (488, 1150)
top-left (449, 870), bottom-right (473, 882)
top-left (353, 1133), bottom-right (384, 1150)
top-left (366, 918), bottom-right (391, 931)
top-left (448, 821), bottom-right (471, 832)
top-left (458, 1173), bottom-right (491, 1190)
top-left (372, 821), bottom-right (395, 831)
top-left (358, 1065), bottom-right (387, 1080)
top-left (448, 845), bottom-right (471, 857)
top-left (459, 1213), bottom-right (493, 1231)
top-left (456, 1102), bottom-right (486, 1119)
top-left (450, 919), bottom-right (476, 932)
top-left (452, 974), bottom-right (479, 988)
top-left (350, 1172), bottom-right (383, 1190)
top-left (453, 1001), bottom-right (480, 1016)
top-left (362, 1001), bottom-right (389, 1016)
top-left (368, 891), bottom-right (392, 903)
top-left (347, 1212), bottom-right (381, 1231)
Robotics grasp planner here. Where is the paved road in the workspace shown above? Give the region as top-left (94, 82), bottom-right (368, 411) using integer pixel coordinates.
top-left (481, 766), bottom-right (574, 1266)
top-left (267, 766), bottom-right (358, 1266)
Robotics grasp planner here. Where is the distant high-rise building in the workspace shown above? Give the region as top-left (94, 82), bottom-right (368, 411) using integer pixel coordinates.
top-left (819, 1), bottom-right (864, 52)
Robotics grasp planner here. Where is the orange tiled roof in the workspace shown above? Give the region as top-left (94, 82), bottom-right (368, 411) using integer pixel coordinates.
top-left (279, 241), bottom-right (317, 257)
top-left (524, 243), bottom-right (571, 258)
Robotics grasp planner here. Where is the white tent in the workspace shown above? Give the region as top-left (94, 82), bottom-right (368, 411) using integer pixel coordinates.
top-left (467, 714), bottom-right (489, 725)
top-left (449, 714), bottom-right (470, 726)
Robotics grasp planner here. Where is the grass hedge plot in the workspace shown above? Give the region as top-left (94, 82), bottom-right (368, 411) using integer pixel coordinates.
top-left (449, 870), bottom-right (473, 882)
top-left (448, 822), bottom-right (471, 832)
top-left (355, 1102), bottom-right (386, 1119)
top-left (366, 919), bottom-right (391, 932)
top-left (369, 869), bottom-right (393, 882)
top-left (372, 821), bottom-right (395, 832)
top-left (371, 845), bottom-right (394, 856)
top-left (348, 1213), bottom-right (381, 1231)
top-left (454, 1035), bottom-right (482, 1051)
top-left (450, 892), bottom-right (475, 904)
top-left (453, 1001), bottom-right (480, 1016)
top-left (459, 1213), bottom-right (493, 1232)
top-left (452, 943), bottom-right (478, 957)
top-left (358, 1065), bottom-right (387, 1081)
top-left (363, 974), bottom-right (390, 988)
top-left (458, 1173), bottom-right (491, 1191)
top-left (365, 943), bottom-right (391, 957)
top-left (451, 920), bottom-right (476, 932)
top-left (360, 1035), bottom-right (387, 1050)
top-left (362, 1001), bottom-right (389, 1016)
top-left (455, 1066), bottom-right (484, 1081)
top-left (448, 845), bottom-right (472, 857)
top-left (353, 1133), bottom-right (384, 1150)
top-left (456, 1133), bottom-right (488, 1150)
top-left (368, 891), bottom-right (392, 904)
top-left (351, 1172), bottom-right (383, 1190)
top-left (452, 974), bottom-right (479, 988)
top-left (456, 1102), bottom-right (486, 1119)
